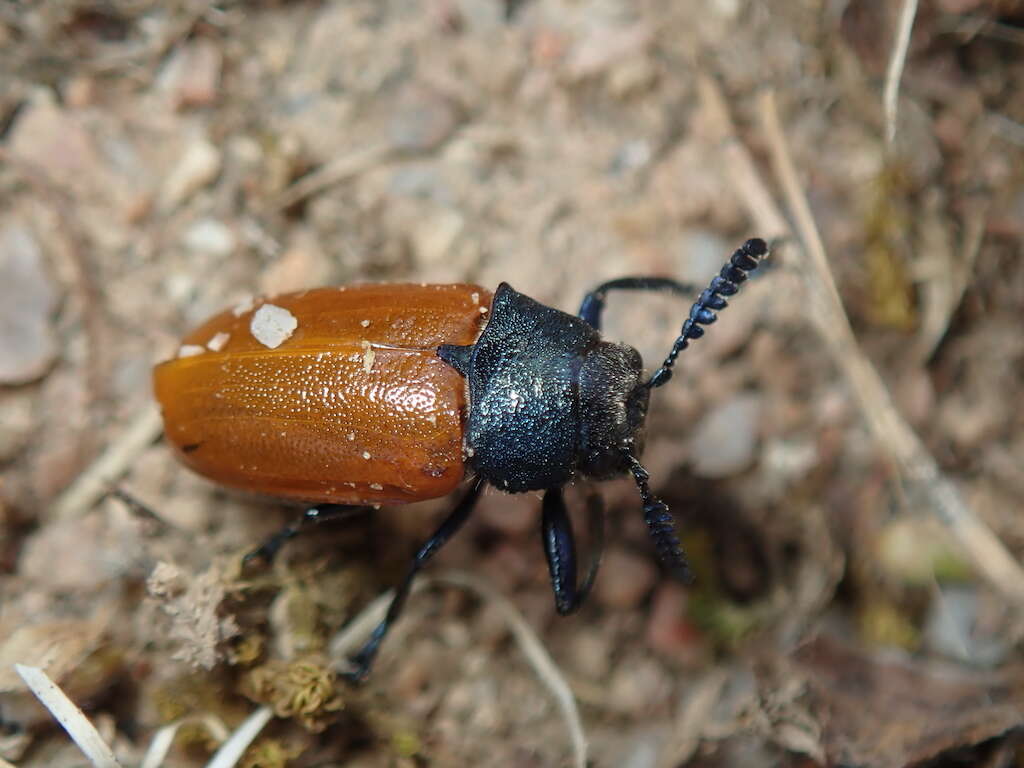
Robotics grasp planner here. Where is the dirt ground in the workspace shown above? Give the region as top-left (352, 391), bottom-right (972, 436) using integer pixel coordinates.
top-left (2, 1), bottom-right (1024, 766)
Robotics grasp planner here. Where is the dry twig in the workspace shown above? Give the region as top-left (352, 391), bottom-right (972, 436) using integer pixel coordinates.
top-left (884, 0), bottom-right (920, 145)
top-left (140, 715), bottom-right (231, 768)
top-left (51, 404), bottom-right (164, 520)
top-left (203, 707), bottom-right (274, 768)
top-left (656, 668), bottom-right (730, 768)
top-left (14, 665), bottom-right (122, 768)
top-left (273, 142), bottom-right (395, 210)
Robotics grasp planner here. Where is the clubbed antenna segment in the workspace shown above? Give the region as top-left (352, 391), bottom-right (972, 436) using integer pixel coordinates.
top-left (624, 451), bottom-right (692, 582)
top-left (646, 237), bottom-right (768, 389)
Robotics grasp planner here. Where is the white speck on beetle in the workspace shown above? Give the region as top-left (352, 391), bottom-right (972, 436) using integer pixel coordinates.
top-left (471, 292), bottom-right (480, 305)
top-left (232, 296), bottom-right (255, 317)
top-left (250, 303), bottom-right (298, 348)
top-left (361, 340), bottom-right (376, 373)
top-left (206, 331), bottom-right (230, 351)
top-left (362, 451), bottom-right (371, 459)
top-left (360, 319), bottom-right (370, 327)
top-left (479, 306), bottom-right (488, 314)
top-left (425, 413), bottom-right (437, 425)
top-left (347, 432), bottom-right (355, 441)
top-left (369, 483), bottom-right (383, 490)
top-left (178, 344), bottom-right (206, 358)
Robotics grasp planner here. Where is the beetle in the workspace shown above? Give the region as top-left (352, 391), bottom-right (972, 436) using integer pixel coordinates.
top-left (153, 237), bottom-right (768, 679)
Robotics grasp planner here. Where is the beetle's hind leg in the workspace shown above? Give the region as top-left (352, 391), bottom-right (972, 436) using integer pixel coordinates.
top-left (343, 476), bottom-right (486, 682)
top-left (541, 488), bottom-right (605, 614)
top-left (243, 504), bottom-right (367, 566)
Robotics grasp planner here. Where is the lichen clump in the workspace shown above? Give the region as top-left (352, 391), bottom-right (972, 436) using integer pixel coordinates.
top-left (242, 655), bottom-right (344, 732)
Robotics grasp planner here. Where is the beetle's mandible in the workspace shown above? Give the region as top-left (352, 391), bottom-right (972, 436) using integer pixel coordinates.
top-left (153, 237), bottom-right (769, 679)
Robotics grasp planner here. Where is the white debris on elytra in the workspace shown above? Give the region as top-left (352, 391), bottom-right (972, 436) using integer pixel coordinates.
top-left (250, 303), bottom-right (297, 349)
top-left (369, 483), bottom-right (383, 490)
top-left (361, 340), bottom-right (376, 372)
top-left (231, 295), bottom-right (255, 317)
top-left (360, 319), bottom-right (371, 327)
top-left (178, 344), bottom-right (206, 358)
top-left (206, 331), bottom-right (230, 351)
top-left (362, 451), bottom-right (371, 460)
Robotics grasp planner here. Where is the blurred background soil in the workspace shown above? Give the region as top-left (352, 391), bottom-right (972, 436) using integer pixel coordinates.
top-left (1, 1), bottom-right (1024, 766)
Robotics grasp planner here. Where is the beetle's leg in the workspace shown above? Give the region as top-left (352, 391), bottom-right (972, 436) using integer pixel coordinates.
top-left (623, 451), bottom-right (693, 583)
top-left (343, 476), bottom-right (486, 682)
top-left (541, 488), bottom-right (605, 614)
top-left (243, 505), bottom-right (366, 565)
top-left (646, 238), bottom-right (768, 388)
top-left (578, 277), bottom-right (699, 330)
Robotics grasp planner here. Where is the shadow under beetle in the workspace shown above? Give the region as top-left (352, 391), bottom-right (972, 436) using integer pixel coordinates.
top-left (154, 237), bottom-right (768, 680)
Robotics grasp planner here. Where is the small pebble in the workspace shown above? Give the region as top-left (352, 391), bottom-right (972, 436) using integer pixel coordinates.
top-left (688, 394), bottom-right (761, 478)
top-left (160, 38), bottom-right (222, 110)
top-left (389, 83), bottom-right (461, 152)
top-left (0, 390), bottom-right (35, 461)
top-left (646, 582), bottom-right (705, 666)
top-left (608, 656), bottom-right (672, 714)
top-left (594, 547), bottom-right (658, 610)
top-left (0, 225), bottom-right (59, 384)
top-left (259, 228), bottom-right (332, 294)
top-left (182, 218), bottom-right (235, 257)
top-left (7, 97), bottom-right (99, 187)
top-left (159, 136), bottom-right (222, 211)
top-left (924, 586), bottom-right (1008, 667)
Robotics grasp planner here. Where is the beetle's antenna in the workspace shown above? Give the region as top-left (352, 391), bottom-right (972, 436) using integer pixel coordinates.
top-left (646, 238), bottom-right (768, 389)
top-left (623, 450), bottom-right (693, 582)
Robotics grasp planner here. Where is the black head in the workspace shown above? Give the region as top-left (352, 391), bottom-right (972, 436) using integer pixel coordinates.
top-left (576, 340), bottom-right (649, 480)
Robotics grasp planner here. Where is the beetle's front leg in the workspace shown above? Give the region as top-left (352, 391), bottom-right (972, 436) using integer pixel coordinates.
top-left (541, 488), bottom-right (605, 615)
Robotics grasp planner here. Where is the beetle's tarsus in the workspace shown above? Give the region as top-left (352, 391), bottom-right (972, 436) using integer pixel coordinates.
top-left (242, 504), bottom-right (366, 567)
top-left (340, 656), bottom-right (373, 684)
top-left (241, 535), bottom-right (292, 567)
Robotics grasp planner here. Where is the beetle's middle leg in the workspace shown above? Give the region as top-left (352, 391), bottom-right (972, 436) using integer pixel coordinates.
top-left (244, 504), bottom-right (367, 565)
top-left (343, 476), bottom-right (486, 682)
